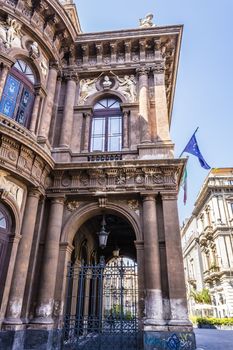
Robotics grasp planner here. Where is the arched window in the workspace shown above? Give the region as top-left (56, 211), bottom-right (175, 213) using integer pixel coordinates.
top-left (0, 59), bottom-right (35, 127)
top-left (90, 97), bottom-right (122, 152)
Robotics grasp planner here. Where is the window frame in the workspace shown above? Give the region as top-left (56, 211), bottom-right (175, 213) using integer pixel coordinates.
top-left (0, 63), bottom-right (35, 128)
top-left (90, 97), bottom-right (123, 153)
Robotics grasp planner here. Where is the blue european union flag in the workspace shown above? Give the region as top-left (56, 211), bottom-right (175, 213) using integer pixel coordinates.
top-left (181, 131), bottom-right (211, 170)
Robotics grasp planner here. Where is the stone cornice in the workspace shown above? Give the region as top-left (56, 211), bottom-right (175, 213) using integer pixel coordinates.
top-left (76, 25), bottom-right (183, 42)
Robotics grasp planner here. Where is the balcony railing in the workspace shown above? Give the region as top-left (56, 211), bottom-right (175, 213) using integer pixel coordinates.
top-left (88, 153), bottom-right (122, 162)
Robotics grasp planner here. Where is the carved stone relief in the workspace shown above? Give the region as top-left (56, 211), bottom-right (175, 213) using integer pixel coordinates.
top-left (0, 170), bottom-right (24, 208)
top-left (66, 200), bottom-right (79, 212)
top-left (0, 16), bottom-right (22, 50)
top-left (78, 71), bottom-right (137, 104)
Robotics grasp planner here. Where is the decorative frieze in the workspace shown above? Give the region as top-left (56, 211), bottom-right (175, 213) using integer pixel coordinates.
top-left (0, 131), bottom-right (52, 189)
top-left (49, 164), bottom-right (181, 194)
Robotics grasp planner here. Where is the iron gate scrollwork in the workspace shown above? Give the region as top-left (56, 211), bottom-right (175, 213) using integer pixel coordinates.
top-left (63, 257), bottom-right (142, 350)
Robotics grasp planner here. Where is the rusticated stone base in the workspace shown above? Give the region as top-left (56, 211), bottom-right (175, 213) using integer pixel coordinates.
top-left (0, 329), bottom-right (62, 350)
top-left (144, 331), bottom-right (196, 350)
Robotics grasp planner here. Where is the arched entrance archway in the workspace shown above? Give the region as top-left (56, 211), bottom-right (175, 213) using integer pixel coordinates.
top-left (0, 203), bottom-right (13, 303)
top-left (62, 209), bottom-right (142, 350)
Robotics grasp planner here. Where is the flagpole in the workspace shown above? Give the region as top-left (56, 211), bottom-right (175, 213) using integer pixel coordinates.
top-left (179, 126), bottom-right (199, 158)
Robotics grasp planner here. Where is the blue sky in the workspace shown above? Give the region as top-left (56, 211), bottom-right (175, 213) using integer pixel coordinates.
top-left (75, 0), bottom-right (233, 223)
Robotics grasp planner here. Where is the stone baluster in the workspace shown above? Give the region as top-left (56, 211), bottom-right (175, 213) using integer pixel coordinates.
top-left (136, 67), bottom-right (151, 143)
top-left (33, 196), bottom-right (65, 324)
top-left (4, 189), bottom-right (41, 325)
top-left (142, 195), bottom-right (164, 326)
top-left (152, 61), bottom-right (171, 142)
top-left (59, 71), bottom-right (78, 148)
top-left (38, 62), bottom-right (59, 144)
top-left (162, 194), bottom-right (191, 326)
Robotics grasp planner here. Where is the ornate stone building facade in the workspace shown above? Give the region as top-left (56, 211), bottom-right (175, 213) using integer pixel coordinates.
top-left (181, 169), bottom-right (233, 318)
top-left (0, 0), bottom-right (195, 349)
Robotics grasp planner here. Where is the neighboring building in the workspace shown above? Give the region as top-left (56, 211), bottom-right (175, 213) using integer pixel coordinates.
top-left (181, 168), bottom-right (233, 318)
top-left (0, 1), bottom-right (195, 349)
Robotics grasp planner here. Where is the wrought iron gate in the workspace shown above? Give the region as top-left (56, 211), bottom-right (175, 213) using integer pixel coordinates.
top-left (63, 257), bottom-right (142, 350)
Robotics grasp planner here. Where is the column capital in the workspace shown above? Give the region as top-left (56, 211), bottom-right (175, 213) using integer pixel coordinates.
top-left (49, 60), bottom-right (60, 71)
top-left (34, 84), bottom-right (46, 97)
top-left (141, 194), bottom-right (155, 202)
top-left (151, 61), bottom-right (165, 74)
top-left (83, 111), bottom-right (92, 119)
top-left (136, 66), bottom-right (150, 76)
top-left (63, 70), bottom-right (79, 82)
top-left (48, 195), bottom-right (66, 205)
top-left (28, 188), bottom-right (41, 199)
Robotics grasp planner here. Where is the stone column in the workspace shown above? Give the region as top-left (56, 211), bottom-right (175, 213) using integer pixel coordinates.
top-left (162, 194), bottom-right (191, 326)
top-left (82, 112), bottom-right (91, 152)
top-left (135, 240), bottom-right (145, 324)
top-left (152, 61), bottom-right (171, 142)
top-left (142, 195), bottom-right (164, 325)
top-left (33, 196), bottom-right (65, 324)
top-left (59, 72), bottom-right (78, 148)
top-left (4, 189), bottom-right (41, 325)
top-left (0, 64), bottom-right (10, 100)
top-left (38, 63), bottom-right (59, 143)
top-left (136, 67), bottom-right (151, 143)
top-left (29, 88), bottom-right (42, 134)
top-left (122, 110), bottom-right (129, 150)
top-left (49, 73), bottom-right (62, 144)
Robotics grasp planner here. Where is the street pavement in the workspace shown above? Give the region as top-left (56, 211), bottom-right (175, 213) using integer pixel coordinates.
top-left (194, 328), bottom-right (233, 350)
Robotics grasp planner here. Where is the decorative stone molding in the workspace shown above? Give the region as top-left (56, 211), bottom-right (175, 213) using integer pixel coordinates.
top-left (48, 162), bottom-right (183, 194)
top-left (66, 200), bottom-right (79, 212)
top-left (152, 61), bottom-right (165, 74)
top-left (98, 197), bottom-right (107, 208)
top-left (128, 199), bottom-right (139, 211)
top-left (0, 170), bottom-right (24, 208)
top-left (0, 121), bottom-right (53, 189)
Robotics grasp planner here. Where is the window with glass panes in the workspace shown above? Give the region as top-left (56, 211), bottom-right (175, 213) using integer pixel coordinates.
top-left (90, 97), bottom-right (122, 152)
top-left (0, 59), bottom-right (35, 127)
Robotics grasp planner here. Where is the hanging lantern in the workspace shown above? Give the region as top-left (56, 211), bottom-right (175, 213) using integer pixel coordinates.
top-left (97, 215), bottom-right (110, 249)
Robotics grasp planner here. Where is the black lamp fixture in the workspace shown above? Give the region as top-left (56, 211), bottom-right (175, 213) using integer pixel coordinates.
top-left (97, 215), bottom-right (110, 249)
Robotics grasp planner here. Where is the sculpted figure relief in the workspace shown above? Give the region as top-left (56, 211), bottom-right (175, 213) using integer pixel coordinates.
top-left (79, 73), bottom-right (103, 104)
top-left (102, 75), bottom-right (112, 90)
top-left (40, 58), bottom-right (48, 79)
top-left (111, 71), bottom-right (137, 102)
top-left (30, 41), bottom-right (40, 58)
top-left (139, 13), bottom-right (155, 28)
top-left (0, 17), bottom-right (22, 49)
